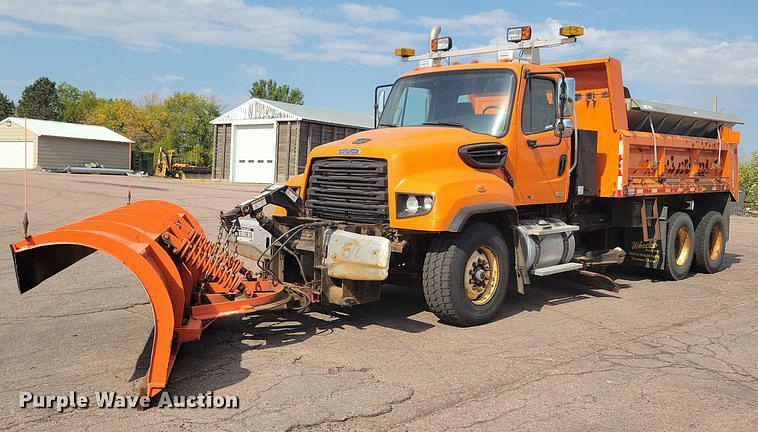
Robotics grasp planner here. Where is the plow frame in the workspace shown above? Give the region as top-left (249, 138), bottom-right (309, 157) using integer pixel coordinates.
top-left (10, 200), bottom-right (288, 399)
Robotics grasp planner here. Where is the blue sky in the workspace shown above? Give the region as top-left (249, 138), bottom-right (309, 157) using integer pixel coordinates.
top-left (0, 0), bottom-right (755, 157)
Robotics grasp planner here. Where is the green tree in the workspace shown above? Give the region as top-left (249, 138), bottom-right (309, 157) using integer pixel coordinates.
top-left (740, 151), bottom-right (758, 210)
top-left (57, 82), bottom-right (98, 123)
top-left (85, 98), bottom-right (149, 148)
top-left (157, 93), bottom-right (220, 165)
top-left (0, 91), bottom-right (14, 119)
top-left (249, 79), bottom-right (304, 105)
top-left (16, 77), bottom-right (59, 120)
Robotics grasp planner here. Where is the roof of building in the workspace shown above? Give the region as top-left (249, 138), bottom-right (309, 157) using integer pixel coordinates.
top-left (2, 117), bottom-right (134, 143)
top-left (211, 98), bottom-right (374, 129)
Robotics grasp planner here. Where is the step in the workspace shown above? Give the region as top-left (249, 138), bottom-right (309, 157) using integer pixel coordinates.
top-left (532, 262), bottom-right (584, 277)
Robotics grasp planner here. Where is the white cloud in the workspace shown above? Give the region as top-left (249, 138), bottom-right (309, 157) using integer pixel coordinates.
top-left (153, 74), bottom-right (184, 83)
top-left (577, 26), bottom-right (758, 87)
top-left (2, 2), bottom-right (756, 88)
top-left (242, 64), bottom-right (268, 78)
top-left (337, 3), bottom-right (400, 23)
top-left (0, 0), bottom-right (421, 66)
top-left (419, 13), bottom-right (758, 89)
top-left (419, 9), bottom-right (516, 38)
top-left (0, 19), bottom-right (34, 35)
top-left (555, 1), bottom-right (584, 7)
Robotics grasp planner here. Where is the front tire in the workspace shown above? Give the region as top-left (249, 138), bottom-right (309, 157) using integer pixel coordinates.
top-left (661, 212), bottom-right (695, 280)
top-left (694, 211), bottom-right (727, 273)
top-left (422, 222), bottom-right (511, 326)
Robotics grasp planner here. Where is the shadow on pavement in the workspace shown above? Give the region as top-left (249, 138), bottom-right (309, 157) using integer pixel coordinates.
top-left (136, 276), bottom-right (630, 397)
top-left (133, 251), bottom-right (745, 397)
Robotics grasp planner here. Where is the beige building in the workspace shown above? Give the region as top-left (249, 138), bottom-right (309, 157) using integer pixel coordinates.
top-left (0, 117), bottom-right (133, 170)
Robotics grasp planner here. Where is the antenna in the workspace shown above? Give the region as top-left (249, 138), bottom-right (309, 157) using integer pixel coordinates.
top-left (23, 117), bottom-right (29, 238)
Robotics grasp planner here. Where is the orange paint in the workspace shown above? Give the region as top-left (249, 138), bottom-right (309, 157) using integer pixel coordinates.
top-left (10, 200), bottom-right (286, 399)
top-left (285, 57), bottom-right (739, 232)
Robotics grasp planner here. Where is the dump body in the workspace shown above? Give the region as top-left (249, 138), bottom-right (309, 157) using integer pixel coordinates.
top-left (550, 57), bottom-right (741, 199)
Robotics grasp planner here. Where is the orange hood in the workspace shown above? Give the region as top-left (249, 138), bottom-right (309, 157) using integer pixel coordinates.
top-left (303, 126), bottom-right (515, 232)
top-left (309, 126), bottom-right (500, 160)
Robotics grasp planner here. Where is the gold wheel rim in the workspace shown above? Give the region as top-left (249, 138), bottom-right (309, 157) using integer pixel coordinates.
top-left (709, 225), bottom-right (724, 262)
top-left (464, 246), bottom-right (500, 306)
top-left (675, 226), bottom-right (691, 267)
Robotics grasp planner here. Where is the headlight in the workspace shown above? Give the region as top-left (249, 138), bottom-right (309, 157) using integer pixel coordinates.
top-left (396, 193), bottom-right (434, 218)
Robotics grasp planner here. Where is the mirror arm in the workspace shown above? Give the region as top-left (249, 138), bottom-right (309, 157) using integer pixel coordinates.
top-left (374, 84), bottom-right (393, 128)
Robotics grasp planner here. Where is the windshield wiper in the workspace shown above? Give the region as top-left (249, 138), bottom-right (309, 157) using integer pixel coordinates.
top-left (422, 121), bottom-right (465, 128)
top-left (377, 122), bottom-right (398, 127)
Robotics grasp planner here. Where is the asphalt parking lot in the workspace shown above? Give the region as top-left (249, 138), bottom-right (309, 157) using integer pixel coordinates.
top-left (1, 170), bottom-right (756, 431)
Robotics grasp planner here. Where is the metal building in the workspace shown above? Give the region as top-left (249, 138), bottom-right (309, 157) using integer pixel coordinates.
top-left (211, 98), bottom-right (372, 183)
top-left (0, 117), bottom-right (133, 170)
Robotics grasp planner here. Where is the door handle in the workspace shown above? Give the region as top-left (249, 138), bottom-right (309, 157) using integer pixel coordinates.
top-left (528, 138), bottom-right (562, 149)
top-left (558, 154), bottom-right (567, 176)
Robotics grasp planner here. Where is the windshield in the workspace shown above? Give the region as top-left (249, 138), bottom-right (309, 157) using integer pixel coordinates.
top-left (378, 69), bottom-right (516, 136)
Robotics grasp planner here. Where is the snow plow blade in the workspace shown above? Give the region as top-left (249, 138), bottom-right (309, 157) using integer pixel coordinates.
top-left (10, 200), bottom-right (289, 399)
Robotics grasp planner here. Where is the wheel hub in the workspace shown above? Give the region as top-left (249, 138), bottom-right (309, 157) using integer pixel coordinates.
top-left (675, 226), bottom-right (691, 267)
top-left (709, 225), bottom-right (723, 261)
top-left (473, 268), bottom-right (486, 283)
top-left (464, 247), bottom-right (500, 306)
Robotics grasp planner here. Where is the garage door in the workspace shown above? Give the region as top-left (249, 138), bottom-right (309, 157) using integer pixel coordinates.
top-left (232, 124), bottom-right (276, 183)
top-left (0, 141), bottom-right (35, 169)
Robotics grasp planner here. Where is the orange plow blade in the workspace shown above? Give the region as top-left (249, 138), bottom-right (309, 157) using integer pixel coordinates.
top-left (10, 200), bottom-right (290, 399)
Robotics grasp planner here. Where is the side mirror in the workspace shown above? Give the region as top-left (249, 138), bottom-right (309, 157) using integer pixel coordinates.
top-left (374, 84), bottom-right (393, 128)
top-left (554, 118), bottom-right (574, 138)
top-left (557, 77), bottom-right (575, 117)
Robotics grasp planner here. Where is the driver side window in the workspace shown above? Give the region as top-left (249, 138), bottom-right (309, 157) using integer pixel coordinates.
top-left (392, 86), bottom-right (430, 125)
top-left (522, 78), bottom-right (556, 134)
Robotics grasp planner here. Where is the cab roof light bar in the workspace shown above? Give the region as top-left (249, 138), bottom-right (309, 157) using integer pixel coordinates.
top-left (397, 25), bottom-right (584, 65)
top-left (398, 36), bottom-right (577, 63)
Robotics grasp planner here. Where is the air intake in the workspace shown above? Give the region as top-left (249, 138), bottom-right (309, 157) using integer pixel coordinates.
top-left (458, 143), bottom-right (508, 169)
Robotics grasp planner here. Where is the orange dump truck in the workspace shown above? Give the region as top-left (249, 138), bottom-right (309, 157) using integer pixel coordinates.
top-left (9, 24), bottom-right (742, 399)
top-left (271, 25), bottom-right (741, 325)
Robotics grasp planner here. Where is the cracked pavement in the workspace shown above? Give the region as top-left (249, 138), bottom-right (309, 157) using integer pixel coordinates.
top-left (1, 171), bottom-right (756, 431)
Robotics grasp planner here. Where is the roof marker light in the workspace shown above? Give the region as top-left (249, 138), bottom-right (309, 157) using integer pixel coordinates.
top-left (431, 36), bottom-right (452, 52)
top-left (506, 26), bottom-right (532, 43)
top-left (559, 25), bottom-right (585, 37)
top-left (394, 48), bottom-right (416, 57)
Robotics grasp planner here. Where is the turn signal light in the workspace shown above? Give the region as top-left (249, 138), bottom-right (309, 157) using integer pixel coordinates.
top-left (507, 26), bottom-right (532, 42)
top-left (394, 48), bottom-right (416, 57)
top-left (559, 25), bottom-right (585, 37)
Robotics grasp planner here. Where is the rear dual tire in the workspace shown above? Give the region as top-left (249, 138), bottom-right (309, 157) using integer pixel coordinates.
top-left (661, 211), bottom-right (727, 280)
top-left (662, 212), bottom-right (695, 281)
top-left (694, 211), bottom-right (727, 274)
